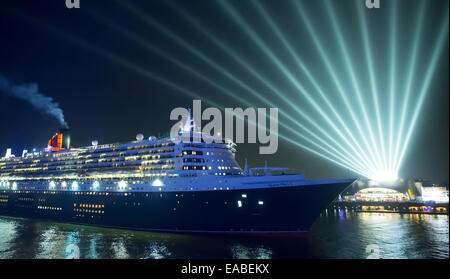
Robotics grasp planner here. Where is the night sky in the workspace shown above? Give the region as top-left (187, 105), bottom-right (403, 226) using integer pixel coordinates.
top-left (0, 0), bottom-right (448, 184)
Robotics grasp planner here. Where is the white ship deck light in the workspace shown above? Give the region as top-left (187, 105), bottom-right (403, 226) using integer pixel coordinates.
top-left (93, 181), bottom-right (100, 189)
top-left (152, 179), bottom-right (164, 187)
top-left (72, 181), bottom-right (79, 190)
top-left (237, 200), bottom-right (242, 207)
top-left (49, 181), bottom-right (56, 189)
top-left (119, 180), bottom-right (127, 190)
top-left (241, 194), bottom-right (247, 198)
top-left (12, 182), bottom-right (17, 190)
top-left (258, 201), bottom-right (264, 205)
top-left (62, 181), bottom-right (67, 188)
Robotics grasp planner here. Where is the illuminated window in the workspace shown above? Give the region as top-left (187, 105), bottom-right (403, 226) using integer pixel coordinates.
top-left (237, 200), bottom-right (242, 208)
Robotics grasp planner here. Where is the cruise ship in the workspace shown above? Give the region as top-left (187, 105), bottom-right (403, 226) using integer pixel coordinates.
top-left (0, 116), bottom-right (353, 233)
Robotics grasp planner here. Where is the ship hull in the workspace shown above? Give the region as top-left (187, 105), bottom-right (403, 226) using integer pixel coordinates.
top-left (0, 181), bottom-right (351, 233)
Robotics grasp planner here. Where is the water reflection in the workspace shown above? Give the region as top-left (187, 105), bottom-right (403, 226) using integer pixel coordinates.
top-left (357, 213), bottom-right (410, 258)
top-left (88, 235), bottom-right (100, 259)
top-left (64, 232), bottom-right (81, 259)
top-left (111, 238), bottom-right (129, 259)
top-left (0, 218), bottom-right (19, 259)
top-left (310, 210), bottom-right (449, 259)
top-left (143, 242), bottom-right (172, 259)
top-left (0, 213), bottom-right (448, 259)
top-left (36, 226), bottom-right (59, 259)
top-left (230, 245), bottom-right (272, 259)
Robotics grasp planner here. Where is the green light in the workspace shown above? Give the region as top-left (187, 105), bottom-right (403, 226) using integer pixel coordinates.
top-left (118, 0), bottom-right (370, 172)
top-left (9, 1), bottom-right (446, 179)
top-left (356, 1), bottom-right (387, 170)
top-left (387, 0), bottom-right (398, 170)
top-left (20, 2), bottom-right (368, 176)
top-left (251, 0), bottom-right (377, 171)
top-left (218, 0), bottom-right (373, 172)
top-left (392, 0), bottom-right (427, 169)
top-left (323, 0), bottom-right (383, 171)
top-left (395, 11), bottom-right (449, 171)
top-left (294, 0), bottom-right (383, 170)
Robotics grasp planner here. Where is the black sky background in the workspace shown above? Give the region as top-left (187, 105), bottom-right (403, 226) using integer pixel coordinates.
top-left (0, 0), bottom-right (448, 184)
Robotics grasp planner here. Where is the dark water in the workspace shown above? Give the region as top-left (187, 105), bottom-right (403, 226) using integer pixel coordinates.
top-left (0, 210), bottom-right (448, 259)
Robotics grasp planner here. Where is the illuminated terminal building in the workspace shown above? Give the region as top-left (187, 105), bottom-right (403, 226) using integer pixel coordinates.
top-left (340, 178), bottom-right (447, 202)
top-left (336, 178), bottom-right (448, 214)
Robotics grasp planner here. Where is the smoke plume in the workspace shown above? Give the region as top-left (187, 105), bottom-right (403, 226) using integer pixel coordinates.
top-left (0, 74), bottom-right (68, 128)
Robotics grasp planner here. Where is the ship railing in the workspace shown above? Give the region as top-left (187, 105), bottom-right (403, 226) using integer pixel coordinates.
top-left (249, 167), bottom-right (299, 176)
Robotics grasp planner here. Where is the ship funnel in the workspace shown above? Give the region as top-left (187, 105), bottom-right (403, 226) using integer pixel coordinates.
top-left (48, 128), bottom-right (71, 151)
top-left (58, 128), bottom-right (71, 150)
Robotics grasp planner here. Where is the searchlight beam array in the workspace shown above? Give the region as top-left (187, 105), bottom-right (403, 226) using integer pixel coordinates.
top-left (6, 0), bottom-right (448, 179)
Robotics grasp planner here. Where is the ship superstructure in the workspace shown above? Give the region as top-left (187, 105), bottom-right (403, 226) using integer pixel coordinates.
top-left (0, 129), bottom-right (244, 192)
top-left (0, 120), bottom-right (353, 233)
